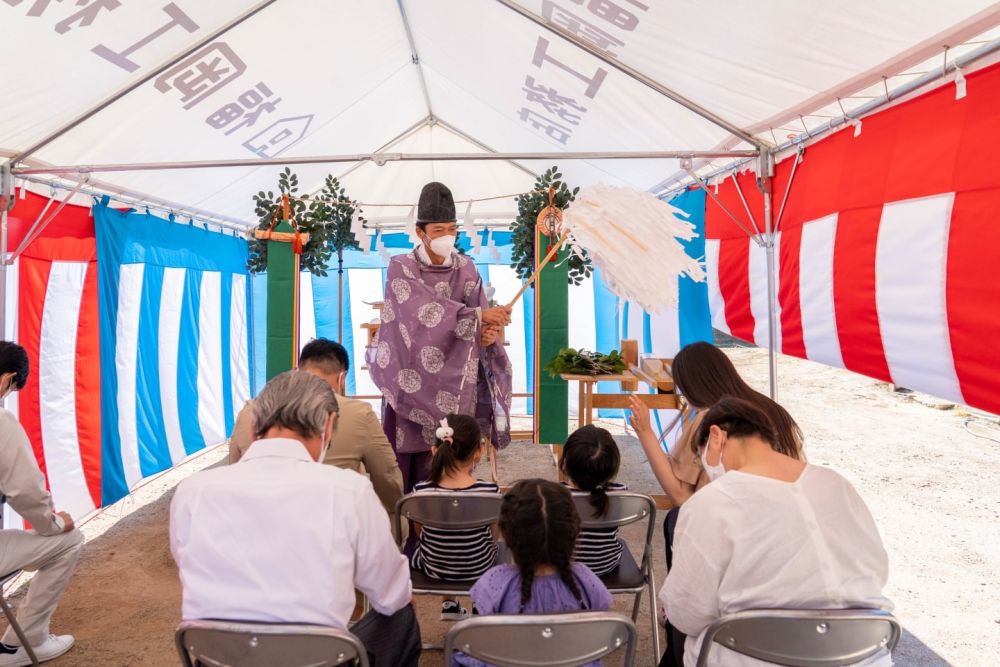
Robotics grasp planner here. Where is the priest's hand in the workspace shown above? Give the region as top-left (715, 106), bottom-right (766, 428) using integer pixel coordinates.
top-left (480, 325), bottom-right (499, 347)
top-left (482, 305), bottom-right (512, 326)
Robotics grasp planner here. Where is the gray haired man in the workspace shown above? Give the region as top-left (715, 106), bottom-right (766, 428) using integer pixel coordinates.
top-left (170, 371), bottom-right (420, 666)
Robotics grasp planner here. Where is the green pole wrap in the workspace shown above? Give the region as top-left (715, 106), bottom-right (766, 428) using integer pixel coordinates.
top-left (265, 218), bottom-right (299, 381)
top-left (534, 230), bottom-right (569, 445)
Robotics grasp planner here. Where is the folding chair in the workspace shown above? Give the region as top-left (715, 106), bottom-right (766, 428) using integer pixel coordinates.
top-left (571, 492), bottom-right (659, 661)
top-left (443, 611), bottom-right (636, 667)
top-left (0, 571), bottom-right (38, 667)
top-left (175, 620), bottom-right (369, 667)
top-left (392, 491), bottom-right (503, 597)
top-left (695, 608), bottom-right (901, 667)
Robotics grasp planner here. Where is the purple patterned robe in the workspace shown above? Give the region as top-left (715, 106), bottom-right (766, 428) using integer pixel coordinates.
top-left (367, 250), bottom-right (513, 455)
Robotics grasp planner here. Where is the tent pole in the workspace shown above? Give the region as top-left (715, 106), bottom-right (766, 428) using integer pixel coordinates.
top-left (0, 162), bottom-right (10, 354)
top-left (11, 0), bottom-right (282, 165)
top-left (434, 117), bottom-right (540, 179)
top-left (494, 0), bottom-right (761, 148)
top-left (12, 149), bottom-right (759, 177)
top-left (759, 152), bottom-right (778, 399)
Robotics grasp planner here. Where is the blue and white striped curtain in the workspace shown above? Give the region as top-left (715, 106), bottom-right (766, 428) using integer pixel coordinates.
top-left (96, 201), bottom-right (250, 505)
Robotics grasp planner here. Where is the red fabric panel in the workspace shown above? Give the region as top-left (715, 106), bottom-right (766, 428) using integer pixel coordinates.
top-left (777, 224), bottom-right (805, 358)
top-left (7, 189), bottom-right (94, 250)
top-left (947, 189), bottom-right (1000, 414)
top-left (832, 207), bottom-right (891, 383)
top-left (717, 238), bottom-right (754, 341)
top-left (17, 257), bottom-right (51, 484)
top-left (75, 261), bottom-right (102, 507)
top-left (705, 172), bottom-right (763, 240)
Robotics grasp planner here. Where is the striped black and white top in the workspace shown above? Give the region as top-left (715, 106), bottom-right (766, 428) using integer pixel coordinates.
top-left (409, 479), bottom-right (500, 581)
top-left (564, 481), bottom-right (628, 576)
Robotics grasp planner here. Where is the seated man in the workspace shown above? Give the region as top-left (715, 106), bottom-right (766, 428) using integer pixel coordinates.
top-left (229, 339), bottom-right (403, 518)
top-left (172, 371), bottom-right (419, 666)
top-left (661, 397), bottom-right (892, 667)
top-left (0, 342), bottom-right (82, 667)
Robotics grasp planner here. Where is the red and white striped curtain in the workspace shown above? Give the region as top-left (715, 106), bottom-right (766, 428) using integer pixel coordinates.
top-left (704, 61), bottom-right (1000, 415)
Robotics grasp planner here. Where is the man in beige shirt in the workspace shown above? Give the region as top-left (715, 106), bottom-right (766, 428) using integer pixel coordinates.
top-left (0, 342), bottom-right (82, 667)
top-left (229, 339), bottom-right (403, 517)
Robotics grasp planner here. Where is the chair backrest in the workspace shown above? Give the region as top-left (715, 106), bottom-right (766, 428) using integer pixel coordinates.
top-left (571, 492), bottom-right (656, 542)
top-left (695, 609), bottom-right (901, 667)
top-left (393, 491), bottom-right (502, 545)
top-left (443, 611), bottom-right (636, 667)
top-left (175, 620), bottom-right (369, 667)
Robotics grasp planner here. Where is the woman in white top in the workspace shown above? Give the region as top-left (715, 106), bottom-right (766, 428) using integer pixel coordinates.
top-left (661, 396), bottom-right (892, 667)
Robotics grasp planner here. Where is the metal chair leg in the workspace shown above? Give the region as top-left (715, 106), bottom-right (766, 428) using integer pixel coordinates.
top-left (648, 563), bottom-right (661, 660)
top-left (0, 594), bottom-right (39, 666)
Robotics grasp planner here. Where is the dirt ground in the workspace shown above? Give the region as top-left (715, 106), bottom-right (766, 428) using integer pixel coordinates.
top-left (4, 347), bottom-right (998, 666)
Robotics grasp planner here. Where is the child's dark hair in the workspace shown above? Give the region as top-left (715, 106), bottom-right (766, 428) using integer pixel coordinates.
top-left (499, 479), bottom-right (584, 612)
top-left (560, 425), bottom-right (620, 518)
top-left (428, 413), bottom-right (482, 485)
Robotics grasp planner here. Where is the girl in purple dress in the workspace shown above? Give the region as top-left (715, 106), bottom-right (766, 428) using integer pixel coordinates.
top-left (456, 479), bottom-right (612, 667)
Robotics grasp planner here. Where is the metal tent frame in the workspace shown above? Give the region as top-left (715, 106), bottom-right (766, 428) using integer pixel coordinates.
top-left (4, 1), bottom-right (1000, 398)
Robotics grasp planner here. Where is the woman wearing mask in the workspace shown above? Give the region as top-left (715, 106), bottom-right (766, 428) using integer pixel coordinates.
top-left (628, 341), bottom-right (805, 667)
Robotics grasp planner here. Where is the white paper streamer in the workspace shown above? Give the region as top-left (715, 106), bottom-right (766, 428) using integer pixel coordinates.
top-left (563, 184), bottom-right (706, 312)
top-left (350, 205), bottom-right (368, 254)
top-left (463, 200), bottom-right (481, 250)
top-left (406, 204), bottom-right (419, 246)
top-left (375, 231), bottom-right (391, 264)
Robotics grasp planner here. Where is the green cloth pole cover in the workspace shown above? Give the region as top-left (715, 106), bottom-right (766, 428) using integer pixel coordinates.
top-left (265, 218), bottom-right (298, 381)
top-left (535, 230), bottom-right (569, 445)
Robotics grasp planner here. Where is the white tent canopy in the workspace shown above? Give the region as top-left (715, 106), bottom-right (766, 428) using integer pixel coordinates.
top-left (3, 0), bottom-right (1000, 226)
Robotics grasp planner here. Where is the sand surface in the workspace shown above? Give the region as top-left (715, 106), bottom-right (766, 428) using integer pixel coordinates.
top-left (3, 347), bottom-right (997, 666)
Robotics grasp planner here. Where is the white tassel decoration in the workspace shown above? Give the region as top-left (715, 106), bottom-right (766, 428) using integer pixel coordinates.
top-left (563, 184), bottom-right (706, 312)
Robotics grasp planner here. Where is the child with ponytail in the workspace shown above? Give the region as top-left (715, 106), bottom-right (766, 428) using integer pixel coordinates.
top-left (410, 413), bottom-right (499, 619)
top-left (456, 479), bottom-right (612, 667)
top-left (559, 424), bottom-right (627, 575)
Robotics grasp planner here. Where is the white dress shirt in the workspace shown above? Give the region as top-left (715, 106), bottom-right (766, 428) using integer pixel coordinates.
top-left (661, 465), bottom-right (892, 667)
top-left (170, 438), bottom-right (411, 627)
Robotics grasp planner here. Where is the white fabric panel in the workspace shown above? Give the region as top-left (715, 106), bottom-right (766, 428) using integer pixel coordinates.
top-left (299, 271), bottom-right (317, 352)
top-left (116, 263), bottom-right (145, 490)
top-left (704, 239), bottom-right (729, 335)
top-left (799, 215), bottom-right (845, 369)
top-left (3, 260), bottom-right (19, 419)
top-left (749, 236), bottom-right (781, 352)
top-left (197, 271), bottom-right (226, 446)
top-left (876, 194), bottom-right (964, 402)
top-left (488, 266), bottom-right (529, 415)
top-left (649, 307), bottom-right (681, 357)
top-left (158, 267), bottom-right (188, 465)
top-left (230, 274), bottom-right (251, 410)
top-left (38, 261), bottom-right (95, 517)
top-left (567, 280), bottom-right (597, 417)
top-left (622, 300), bottom-right (645, 343)
top-left (348, 269), bottom-right (386, 397)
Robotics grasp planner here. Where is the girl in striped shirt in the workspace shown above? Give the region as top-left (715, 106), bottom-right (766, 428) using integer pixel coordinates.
top-left (410, 413), bottom-right (499, 619)
top-left (559, 425), bottom-right (627, 575)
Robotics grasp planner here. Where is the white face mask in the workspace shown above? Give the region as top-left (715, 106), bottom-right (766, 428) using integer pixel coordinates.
top-left (427, 234), bottom-right (456, 258)
top-left (700, 436), bottom-right (727, 482)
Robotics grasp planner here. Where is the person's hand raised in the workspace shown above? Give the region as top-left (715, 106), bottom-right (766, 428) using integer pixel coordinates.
top-left (628, 395), bottom-right (653, 435)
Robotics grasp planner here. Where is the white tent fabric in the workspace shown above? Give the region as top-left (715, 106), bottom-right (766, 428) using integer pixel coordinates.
top-left (3, 0), bottom-right (1000, 223)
